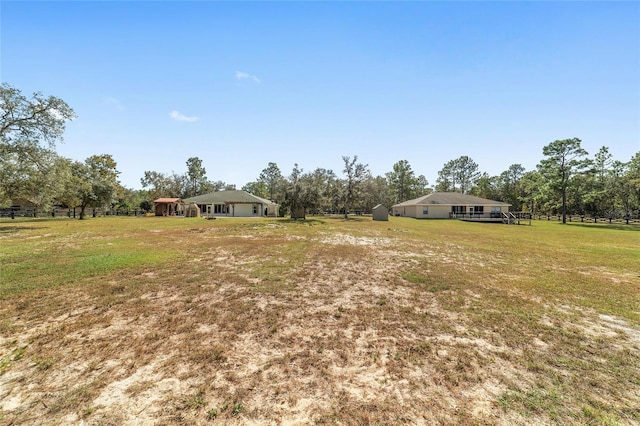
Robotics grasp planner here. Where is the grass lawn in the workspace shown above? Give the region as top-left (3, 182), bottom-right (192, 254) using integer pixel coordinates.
top-left (1, 215), bottom-right (638, 425)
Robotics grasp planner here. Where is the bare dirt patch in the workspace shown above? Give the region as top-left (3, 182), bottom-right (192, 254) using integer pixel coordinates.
top-left (1, 218), bottom-right (638, 425)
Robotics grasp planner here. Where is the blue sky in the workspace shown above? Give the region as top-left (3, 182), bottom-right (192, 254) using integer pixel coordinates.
top-left (2, 1), bottom-right (639, 190)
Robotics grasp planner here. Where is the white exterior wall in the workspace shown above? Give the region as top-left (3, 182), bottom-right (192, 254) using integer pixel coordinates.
top-left (372, 206), bottom-right (388, 221)
top-left (392, 205), bottom-right (418, 217)
top-left (393, 204), bottom-right (508, 219)
top-left (265, 204), bottom-right (278, 217)
top-left (231, 204), bottom-right (260, 217)
top-left (416, 205), bottom-right (450, 219)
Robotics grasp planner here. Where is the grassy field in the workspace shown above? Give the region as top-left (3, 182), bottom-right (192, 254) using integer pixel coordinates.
top-left (0, 215), bottom-right (638, 425)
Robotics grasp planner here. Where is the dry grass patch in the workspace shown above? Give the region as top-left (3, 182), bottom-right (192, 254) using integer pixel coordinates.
top-left (0, 216), bottom-right (638, 424)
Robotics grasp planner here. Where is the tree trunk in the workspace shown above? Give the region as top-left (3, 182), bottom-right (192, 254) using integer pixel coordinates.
top-left (561, 167), bottom-right (567, 224)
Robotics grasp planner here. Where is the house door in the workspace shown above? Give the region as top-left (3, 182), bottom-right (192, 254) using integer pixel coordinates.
top-left (206, 205), bottom-right (212, 216)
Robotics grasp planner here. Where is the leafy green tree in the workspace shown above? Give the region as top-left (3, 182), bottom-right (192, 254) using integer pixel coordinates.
top-left (519, 171), bottom-right (546, 214)
top-left (0, 83), bottom-right (76, 149)
top-left (115, 188), bottom-right (148, 214)
top-left (0, 83), bottom-right (76, 207)
top-left (435, 156), bottom-right (480, 194)
top-left (324, 170), bottom-right (342, 213)
top-left (361, 175), bottom-right (390, 213)
top-left (167, 171), bottom-right (188, 198)
top-left (297, 169), bottom-right (324, 216)
top-left (285, 163), bottom-right (304, 219)
top-left (497, 164), bottom-right (526, 211)
top-left (471, 173), bottom-right (499, 201)
top-left (69, 154), bottom-right (120, 219)
top-left (204, 180), bottom-right (235, 192)
top-left (386, 160), bottom-right (418, 203)
top-left (342, 155), bottom-right (369, 218)
top-left (185, 157), bottom-right (207, 197)
top-left (0, 147), bottom-right (71, 213)
top-left (619, 152), bottom-right (640, 216)
top-left (455, 156), bottom-right (481, 194)
top-left (415, 175), bottom-right (431, 198)
top-left (60, 160), bottom-right (92, 216)
top-left (435, 159), bottom-right (456, 192)
top-left (259, 162), bottom-right (285, 202)
top-left (140, 171), bottom-right (172, 200)
top-left (242, 181), bottom-right (268, 198)
top-left (579, 146), bottom-right (614, 217)
top-left (538, 138), bottom-right (589, 223)
top-left (299, 168), bottom-right (335, 214)
top-left (139, 200), bottom-right (153, 213)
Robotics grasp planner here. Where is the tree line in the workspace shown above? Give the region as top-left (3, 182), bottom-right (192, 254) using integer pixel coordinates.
top-left (1, 83), bottom-right (639, 221)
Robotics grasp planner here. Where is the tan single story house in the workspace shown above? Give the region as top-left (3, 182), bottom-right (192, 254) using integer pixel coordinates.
top-left (183, 190), bottom-right (279, 217)
top-left (392, 192), bottom-right (510, 219)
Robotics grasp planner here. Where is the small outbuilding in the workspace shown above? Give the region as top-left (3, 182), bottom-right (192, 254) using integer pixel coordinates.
top-left (291, 207), bottom-right (306, 220)
top-left (154, 198), bottom-right (184, 216)
top-left (184, 203), bottom-right (201, 217)
top-left (372, 204), bottom-right (389, 221)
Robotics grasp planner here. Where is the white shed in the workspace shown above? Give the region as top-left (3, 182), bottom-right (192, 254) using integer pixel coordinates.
top-left (372, 204), bottom-right (389, 221)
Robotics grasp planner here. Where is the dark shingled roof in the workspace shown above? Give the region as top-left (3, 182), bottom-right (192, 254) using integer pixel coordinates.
top-left (184, 190), bottom-right (276, 205)
top-left (392, 192), bottom-right (510, 208)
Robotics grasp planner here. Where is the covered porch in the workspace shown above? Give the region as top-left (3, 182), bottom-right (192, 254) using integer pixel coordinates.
top-left (154, 198), bottom-right (185, 216)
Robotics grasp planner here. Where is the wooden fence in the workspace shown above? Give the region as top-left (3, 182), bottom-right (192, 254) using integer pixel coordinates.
top-left (0, 207), bottom-right (149, 219)
top-left (533, 215), bottom-right (640, 225)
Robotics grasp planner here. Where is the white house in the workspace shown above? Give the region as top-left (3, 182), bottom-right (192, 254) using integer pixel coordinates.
top-left (183, 190), bottom-right (279, 218)
top-left (392, 192), bottom-right (510, 219)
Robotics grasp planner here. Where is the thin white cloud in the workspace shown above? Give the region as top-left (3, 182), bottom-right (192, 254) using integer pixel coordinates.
top-left (169, 110), bottom-right (199, 122)
top-left (235, 71), bottom-right (261, 83)
top-left (105, 97), bottom-right (125, 111)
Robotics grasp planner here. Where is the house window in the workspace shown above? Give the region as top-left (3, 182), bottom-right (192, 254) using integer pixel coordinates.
top-left (253, 205), bottom-right (258, 214)
top-left (214, 204), bottom-right (227, 214)
top-left (451, 206), bottom-right (466, 214)
top-left (491, 207), bottom-right (501, 212)
top-left (422, 207), bottom-right (429, 215)
top-left (473, 206), bottom-right (484, 214)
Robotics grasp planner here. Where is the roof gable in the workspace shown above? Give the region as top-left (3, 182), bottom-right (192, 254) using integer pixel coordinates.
top-left (184, 190), bottom-right (276, 205)
top-left (154, 198), bottom-right (183, 203)
top-left (392, 192), bottom-right (510, 208)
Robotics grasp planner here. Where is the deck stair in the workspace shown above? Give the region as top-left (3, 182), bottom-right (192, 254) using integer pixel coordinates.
top-left (502, 212), bottom-right (532, 225)
top-left (502, 212), bottom-right (516, 224)
top-left (454, 211), bottom-right (532, 224)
